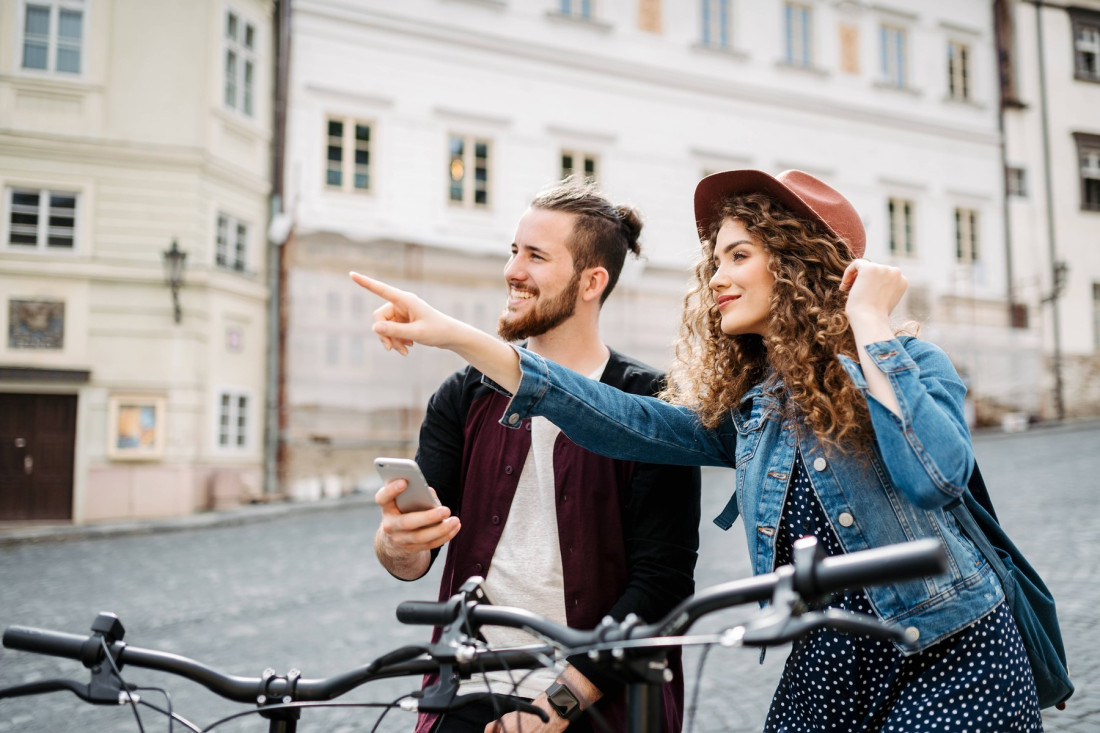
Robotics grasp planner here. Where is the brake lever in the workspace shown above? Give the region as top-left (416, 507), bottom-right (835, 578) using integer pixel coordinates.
top-left (741, 608), bottom-right (916, 648)
top-left (415, 689), bottom-right (550, 722)
top-left (0, 677), bottom-right (136, 705)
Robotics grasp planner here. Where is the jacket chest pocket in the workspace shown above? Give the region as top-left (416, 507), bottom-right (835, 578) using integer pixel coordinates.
top-left (732, 394), bottom-right (779, 468)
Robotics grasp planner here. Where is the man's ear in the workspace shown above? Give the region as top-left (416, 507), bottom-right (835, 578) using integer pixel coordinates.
top-left (580, 267), bottom-right (610, 304)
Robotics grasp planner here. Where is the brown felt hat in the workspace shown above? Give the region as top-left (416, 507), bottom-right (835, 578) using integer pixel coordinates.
top-left (693, 169), bottom-right (866, 258)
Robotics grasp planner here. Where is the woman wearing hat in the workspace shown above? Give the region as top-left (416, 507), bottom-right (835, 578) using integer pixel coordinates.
top-left (351, 170), bottom-right (1041, 731)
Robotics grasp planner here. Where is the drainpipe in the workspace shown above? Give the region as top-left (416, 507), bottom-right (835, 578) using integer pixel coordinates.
top-left (1029, 0), bottom-right (1066, 421)
top-left (265, 0), bottom-right (292, 496)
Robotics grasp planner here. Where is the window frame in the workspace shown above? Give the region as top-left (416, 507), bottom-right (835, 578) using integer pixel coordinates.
top-left (1071, 8), bottom-right (1100, 83)
top-left (18, 0), bottom-right (86, 77)
top-left (879, 23), bottom-right (908, 89)
top-left (887, 196), bottom-right (916, 258)
top-left (559, 0), bottom-right (594, 20)
top-left (3, 186), bottom-right (80, 253)
top-left (947, 39), bottom-right (971, 101)
top-left (783, 1), bottom-right (813, 69)
top-left (560, 149), bottom-right (599, 182)
top-left (1092, 282), bottom-right (1100, 351)
top-left (953, 207), bottom-right (980, 264)
top-left (1074, 132), bottom-right (1100, 212)
top-left (215, 388), bottom-right (251, 451)
top-left (215, 212), bottom-right (249, 273)
top-left (222, 6), bottom-right (257, 117)
top-left (448, 133), bottom-right (492, 209)
top-left (1006, 166), bottom-right (1027, 198)
top-left (324, 116), bottom-right (373, 194)
top-left (701, 0), bottom-right (733, 50)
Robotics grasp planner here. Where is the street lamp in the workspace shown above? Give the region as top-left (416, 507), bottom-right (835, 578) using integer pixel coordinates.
top-left (162, 239), bottom-right (187, 324)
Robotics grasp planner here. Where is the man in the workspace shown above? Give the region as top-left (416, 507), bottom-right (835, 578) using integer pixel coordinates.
top-left (372, 178), bottom-right (701, 733)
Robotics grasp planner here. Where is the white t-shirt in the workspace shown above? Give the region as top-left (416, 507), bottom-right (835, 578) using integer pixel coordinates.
top-left (459, 359), bottom-right (608, 700)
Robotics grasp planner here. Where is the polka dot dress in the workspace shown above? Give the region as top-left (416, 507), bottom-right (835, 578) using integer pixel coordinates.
top-left (763, 453), bottom-right (1043, 732)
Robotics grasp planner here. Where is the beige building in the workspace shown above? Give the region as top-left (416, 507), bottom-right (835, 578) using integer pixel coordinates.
top-left (998, 0), bottom-right (1100, 419)
top-left (0, 0), bottom-right (274, 523)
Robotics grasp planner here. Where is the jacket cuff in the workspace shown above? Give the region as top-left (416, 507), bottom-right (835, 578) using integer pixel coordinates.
top-left (838, 337), bottom-right (918, 387)
top-left (481, 346), bottom-right (551, 429)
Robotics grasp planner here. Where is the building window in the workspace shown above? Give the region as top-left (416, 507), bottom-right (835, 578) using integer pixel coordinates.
top-left (449, 135), bottom-right (490, 207)
top-left (6, 188), bottom-right (77, 251)
top-left (783, 2), bottom-right (813, 68)
top-left (947, 40), bottom-right (971, 101)
top-left (21, 0), bottom-right (83, 74)
top-left (954, 208), bottom-right (980, 263)
top-left (561, 150), bottom-right (598, 182)
top-left (1093, 283), bottom-right (1100, 350)
top-left (1072, 9), bottom-right (1100, 82)
top-left (1075, 133), bottom-right (1100, 211)
top-left (879, 24), bottom-right (907, 88)
top-left (560, 0), bottom-right (593, 20)
top-left (325, 118), bottom-right (372, 192)
top-left (223, 9), bottom-right (256, 116)
top-left (702, 0), bottom-right (731, 49)
top-left (887, 197), bottom-right (915, 257)
top-left (217, 391), bottom-right (249, 448)
top-left (215, 214), bottom-right (247, 272)
top-left (1007, 166), bottom-right (1027, 197)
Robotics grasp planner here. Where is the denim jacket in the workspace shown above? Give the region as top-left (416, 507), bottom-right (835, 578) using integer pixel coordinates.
top-left (489, 337), bottom-right (1003, 653)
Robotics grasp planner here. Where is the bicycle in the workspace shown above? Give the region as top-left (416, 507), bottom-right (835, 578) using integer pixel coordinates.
top-left (1, 536), bottom-right (946, 733)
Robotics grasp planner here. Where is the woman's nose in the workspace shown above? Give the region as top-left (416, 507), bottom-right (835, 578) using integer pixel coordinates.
top-left (709, 266), bottom-right (727, 291)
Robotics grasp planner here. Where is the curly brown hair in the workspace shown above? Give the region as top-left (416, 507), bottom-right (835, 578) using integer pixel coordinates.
top-left (660, 193), bottom-right (871, 453)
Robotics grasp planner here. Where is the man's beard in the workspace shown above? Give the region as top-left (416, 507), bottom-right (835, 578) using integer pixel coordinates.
top-left (497, 271), bottom-right (581, 342)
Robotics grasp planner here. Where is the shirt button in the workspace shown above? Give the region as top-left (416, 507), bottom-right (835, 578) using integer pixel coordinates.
top-left (504, 465), bottom-right (513, 475)
top-left (813, 457), bottom-right (827, 471)
top-left (508, 413), bottom-right (520, 425)
top-left (491, 515), bottom-right (501, 525)
top-left (838, 512), bottom-right (855, 527)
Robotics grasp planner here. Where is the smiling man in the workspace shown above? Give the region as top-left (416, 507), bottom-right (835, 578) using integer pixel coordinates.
top-left (370, 178), bottom-right (701, 733)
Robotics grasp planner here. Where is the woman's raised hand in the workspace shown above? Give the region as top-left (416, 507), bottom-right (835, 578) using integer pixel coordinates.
top-left (349, 272), bottom-right (456, 355)
top-left (839, 259), bottom-right (907, 331)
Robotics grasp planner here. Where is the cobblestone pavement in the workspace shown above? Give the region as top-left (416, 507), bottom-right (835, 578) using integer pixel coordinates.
top-left (0, 421), bottom-right (1097, 732)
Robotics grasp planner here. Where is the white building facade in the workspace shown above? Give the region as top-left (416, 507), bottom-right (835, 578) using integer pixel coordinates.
top-left (0, 0), bottom-right (273, 522)
top-left (999, 0), bottom-right (1100, 419)
top-left (282, 0), bottom-right (1021, 495)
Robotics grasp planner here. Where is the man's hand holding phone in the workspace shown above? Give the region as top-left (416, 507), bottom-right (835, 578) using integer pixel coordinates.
top-left (373, 458), bottom-right (461, 580)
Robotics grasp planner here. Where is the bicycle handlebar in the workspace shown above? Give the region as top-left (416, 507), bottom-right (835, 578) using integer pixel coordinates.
top-left (1, 537), bottom-right (948, 719)
top-left (396, 538), bottom-right (948, 642)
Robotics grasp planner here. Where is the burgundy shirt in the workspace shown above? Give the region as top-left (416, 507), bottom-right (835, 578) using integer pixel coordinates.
top-left (412, 350), bottom-right (700, 732)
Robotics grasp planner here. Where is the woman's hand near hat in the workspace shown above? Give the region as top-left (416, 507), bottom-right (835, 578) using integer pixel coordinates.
top-left (349, 271), bottom-right (523, 393)
top-left (840, 259), bottom-right (907, 417)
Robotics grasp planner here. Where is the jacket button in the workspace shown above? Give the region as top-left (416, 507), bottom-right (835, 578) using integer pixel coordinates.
top-left (491, 515), bottom-right (501, 525)
top-left (525, 422), bottom-right (532, 431)
top-left (813, 457), bottom-right (827, 471)
top-left (504, 465), bottom-right (513, 475)
top-left (838, 512), bottom-right (855, 527)
top-left (474, 563), bottom-right (483, 573)
top-left (508, 413), bottom-right (520, 425)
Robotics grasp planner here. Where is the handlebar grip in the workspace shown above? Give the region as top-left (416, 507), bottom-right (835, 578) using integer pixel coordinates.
top-left (3, 627), bottom-right (90, 661)
top-left (811, 539), bottom-right (947, 597)
top-left (396, 601), bottom-right (458, 626)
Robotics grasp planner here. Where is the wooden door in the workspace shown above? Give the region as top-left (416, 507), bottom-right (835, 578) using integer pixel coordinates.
top-left (0, 393), bottom-right (76, 521)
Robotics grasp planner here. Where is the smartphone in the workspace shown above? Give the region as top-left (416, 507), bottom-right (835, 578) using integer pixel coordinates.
top-left (374, 457), bottom-right (441, 513)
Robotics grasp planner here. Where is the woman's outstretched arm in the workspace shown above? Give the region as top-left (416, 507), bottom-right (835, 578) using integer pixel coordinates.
top-left (349, 271), bottom-right (523, 392)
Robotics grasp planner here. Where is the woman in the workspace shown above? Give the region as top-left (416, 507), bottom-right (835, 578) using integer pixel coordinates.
top-left (351, 169), bottom-right (1042, 731)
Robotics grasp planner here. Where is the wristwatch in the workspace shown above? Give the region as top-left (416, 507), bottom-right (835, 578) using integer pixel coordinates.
top-left (545, 681), bottom-right (583, 722)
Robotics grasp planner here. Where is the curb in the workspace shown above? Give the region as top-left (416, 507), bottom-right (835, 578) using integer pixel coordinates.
top-left (0, 491), bottom-right (378, 548)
